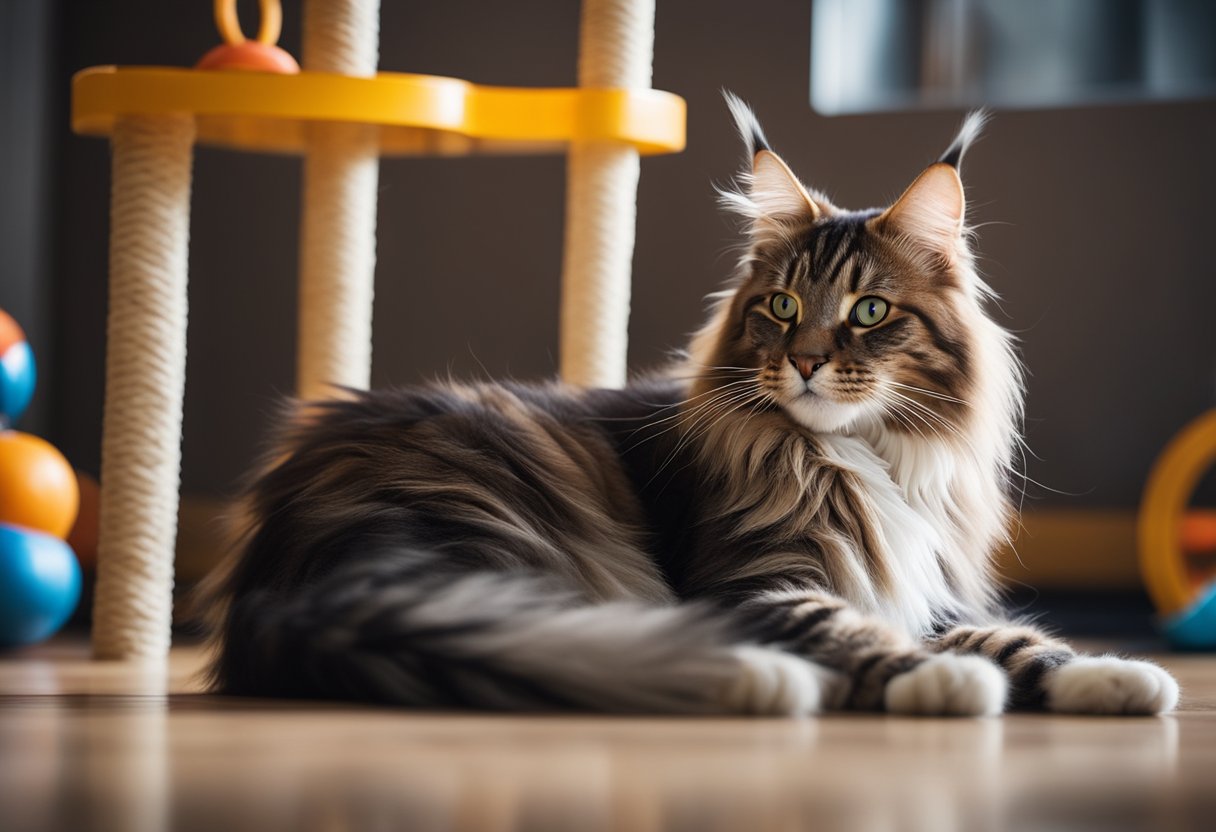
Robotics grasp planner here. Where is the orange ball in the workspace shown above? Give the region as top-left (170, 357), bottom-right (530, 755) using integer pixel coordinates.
top-left (0, 431), bottom-right (79, 539)
top-left (66, 470), bottom-right (100, 570)
top-left (0, 308), bottom-right (25, 354)
top-left (195, 42), bottom-right (300, 74)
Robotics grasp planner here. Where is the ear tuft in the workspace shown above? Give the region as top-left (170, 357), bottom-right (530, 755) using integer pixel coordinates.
top-left (719, 92), bottom-right (821, 229)
top-left (938, 110), bottom-right (988, 170)
top-left (723, 90), bottom-right (771, 160)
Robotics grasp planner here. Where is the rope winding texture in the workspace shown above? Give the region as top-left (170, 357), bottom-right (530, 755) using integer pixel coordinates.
top-left (92, 115), bottom-right (195, 660)
top-left (560, 0), bottom-right (655, 389)
top-left (297, 0), bottom-right (382, 400)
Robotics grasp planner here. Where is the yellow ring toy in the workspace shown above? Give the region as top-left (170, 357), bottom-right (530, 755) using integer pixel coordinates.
top-left (215, 0), bottom-right (282, 46)
top-left (1139, 409), bottom-right (1216, 629)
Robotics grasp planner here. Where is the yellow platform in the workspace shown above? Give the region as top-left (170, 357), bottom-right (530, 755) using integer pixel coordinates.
top-left (71, 66), bottom-right (686, 157)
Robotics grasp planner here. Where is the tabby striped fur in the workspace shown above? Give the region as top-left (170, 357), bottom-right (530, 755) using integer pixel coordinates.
top-left (203, 96), bottom-right (1177, 717)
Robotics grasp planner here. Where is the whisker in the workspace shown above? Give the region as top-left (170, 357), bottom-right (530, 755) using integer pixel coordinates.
top-left (621, 381), bottom-right (760, 453)
top-left (674, 387), bottom-right (762, 448)
top-left (643, 387), bottom-right (762, 488)
top-left (889, 394), bottom-right (981, 458)
top-left (885, 380), bottom-right (970, 406)
top-left (880, 396), bottom-right (932, 442)
top-left (886, 389), bottom-right (966, 438)
top-left (590, 376), bottom-right (758, 428)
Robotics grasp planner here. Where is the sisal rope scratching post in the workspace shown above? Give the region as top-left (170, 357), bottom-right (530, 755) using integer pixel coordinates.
top-left (560, 0), bottom-right (655, 389)
top-left (297, 0), bottom-right (382, 400)
top-left (92, 115), bottom-right (195, 660)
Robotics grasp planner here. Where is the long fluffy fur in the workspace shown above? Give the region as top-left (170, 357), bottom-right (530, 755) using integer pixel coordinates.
top-left (222, 552), bottom-right (757, 712)
top-left (202, 97), bottom-right (1176, 716)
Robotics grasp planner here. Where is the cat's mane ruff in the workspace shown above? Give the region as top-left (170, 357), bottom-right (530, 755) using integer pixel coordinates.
top-left (855, 254), bottom-right (1025, 621)
top-left (685, 410), bottom-right (964, 635)
top-left (683, 274), bottom-right (1020, 636)
top-left (686, 100), bottom-right (1022, 636)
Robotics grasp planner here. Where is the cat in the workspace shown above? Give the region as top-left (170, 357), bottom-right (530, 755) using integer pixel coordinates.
top-left (203, 95), bottom-right (1179, 716)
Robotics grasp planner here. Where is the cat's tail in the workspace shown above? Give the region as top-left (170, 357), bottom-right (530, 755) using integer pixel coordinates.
top-left (210, 549), bottom-right (837, 714)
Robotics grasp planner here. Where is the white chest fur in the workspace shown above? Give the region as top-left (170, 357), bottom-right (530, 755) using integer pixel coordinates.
top-left (817, 431), bottom-right (965, 636)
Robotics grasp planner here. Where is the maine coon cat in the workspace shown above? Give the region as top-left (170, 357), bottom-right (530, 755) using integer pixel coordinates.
top-left (205, 96), bottom-right (1178, 716)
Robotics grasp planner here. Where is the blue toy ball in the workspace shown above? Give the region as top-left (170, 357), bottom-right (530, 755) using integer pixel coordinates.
top-left (1164, 583), bottom-right (1216, 650)
top-left (0, 311), bottom-right (36, 425)
top-left (0, 522), bottom-right (81, 647)
top-left (0, 340), bottom-right (36, 423)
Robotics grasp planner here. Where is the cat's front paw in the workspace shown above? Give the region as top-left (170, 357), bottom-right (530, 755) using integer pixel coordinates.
top-left (722, 647), bottom-right (842, 716)
top-left (1045, 657), bottom-right (1179, 715)
top-left (884, 654), bottom-right (1007, 717)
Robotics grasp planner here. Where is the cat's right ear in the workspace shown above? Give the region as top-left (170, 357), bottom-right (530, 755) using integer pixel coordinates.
top-left (720, 92), bottom-right (824, 232)
top-left (871, 111), bottom-right (987, 255)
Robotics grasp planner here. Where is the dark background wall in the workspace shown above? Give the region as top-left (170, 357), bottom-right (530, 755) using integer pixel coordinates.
top-left (0, 0), bottom-right (54, 432)
top-left (13, 0), bottom-right (1216, 508)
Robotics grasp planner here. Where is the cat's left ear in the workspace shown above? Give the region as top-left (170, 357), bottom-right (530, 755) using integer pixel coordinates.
top-left (721, 92), bottom-right (829, 232)
top-left (873, 111), bottom-right (987, 252)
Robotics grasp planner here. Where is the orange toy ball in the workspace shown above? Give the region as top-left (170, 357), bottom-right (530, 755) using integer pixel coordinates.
top-left (195, 42), bottom-right (300, 74)
top-left (0, 308), bottom-right (25, 355)
top-left (66, 470), bottom-right (100, 569)
top-left (0, 431), bottom-right (80, 539)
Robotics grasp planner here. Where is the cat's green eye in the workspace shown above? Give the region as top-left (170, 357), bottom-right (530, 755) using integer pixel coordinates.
top-left (770, 293), bottom-right (800, 321)
top-left (850, 296), bottom-right (889, 327)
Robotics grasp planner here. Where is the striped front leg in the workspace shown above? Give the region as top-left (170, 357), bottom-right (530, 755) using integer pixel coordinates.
top-left (737, 590), bottom-right (1007, 715)
top-left (930, 624), bottom-right (1179, 715)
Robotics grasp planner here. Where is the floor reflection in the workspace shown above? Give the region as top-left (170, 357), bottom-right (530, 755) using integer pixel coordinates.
top-left (0, 651), bottom-right (1209, 832)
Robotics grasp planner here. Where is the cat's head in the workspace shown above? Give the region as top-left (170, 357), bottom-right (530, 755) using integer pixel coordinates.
top-left (690, 95), bottom-right (1011, 440)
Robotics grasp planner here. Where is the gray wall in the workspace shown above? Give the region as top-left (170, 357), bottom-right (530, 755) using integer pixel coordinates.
top-left (0, 0), bottom-right (55, 434)
top-left (45, 0), bottom-right (1216, 508)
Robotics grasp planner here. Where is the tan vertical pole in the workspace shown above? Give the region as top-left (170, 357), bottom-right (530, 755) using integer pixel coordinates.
top-left (559, 0), bottom-right (656, 388)
top-left (92, 114), bottom-right (195, 660)
top-left (296, 0), bottom-right (382, 399)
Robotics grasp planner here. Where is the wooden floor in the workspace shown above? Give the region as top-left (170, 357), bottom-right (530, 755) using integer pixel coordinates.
top-left (2, 641), bottom-right (1215, 832)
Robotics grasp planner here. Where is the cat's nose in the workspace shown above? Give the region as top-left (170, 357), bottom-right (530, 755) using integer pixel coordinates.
top-left (789, 353), bottom-right (829, 380)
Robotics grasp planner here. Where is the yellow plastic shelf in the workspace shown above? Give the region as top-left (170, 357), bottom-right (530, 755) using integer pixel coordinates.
top-left (71, 66), bottom-right (686, 157)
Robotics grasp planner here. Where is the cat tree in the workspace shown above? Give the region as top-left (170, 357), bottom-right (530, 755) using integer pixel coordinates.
top-left (71, 0), bottom-right (685, 660)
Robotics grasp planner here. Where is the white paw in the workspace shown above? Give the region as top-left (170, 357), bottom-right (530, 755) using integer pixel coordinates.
top-left (1046, 657), bottom-right (1179, 715)
top-left (722, 647), bottom-right (841, 716)
top-left (884, 655), bottom-right (1007, 717)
